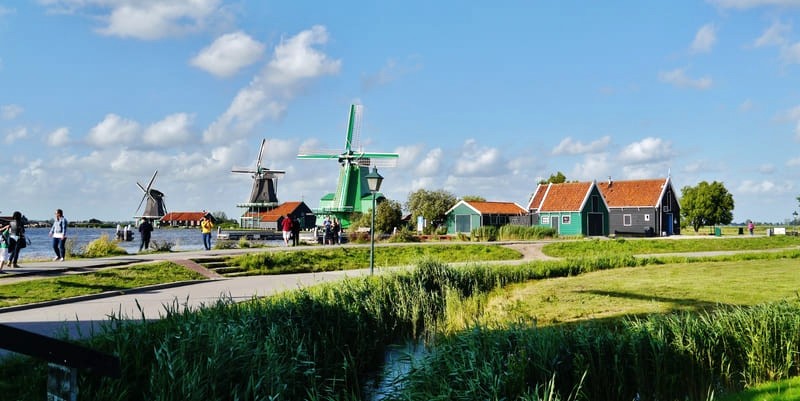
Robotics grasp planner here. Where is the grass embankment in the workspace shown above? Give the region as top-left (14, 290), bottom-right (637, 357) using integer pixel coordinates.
top-left (0, 262), bottom-right (204, 308)
top-left (542, 235), bottom-right (800, 257)
top-left (226, 243), bottom-right (523, 275)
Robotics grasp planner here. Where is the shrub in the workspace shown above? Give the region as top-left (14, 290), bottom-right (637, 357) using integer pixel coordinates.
top-left (498, 225), bottom-right (557, 240)
top-left (213, 240), bottom-right (237, 250)
top-left (387, 226), bottom-right (420, 243)
top-left (83, 234), bottom-right (127, 258)
top-left (238, 238), bottom-right (252, 248)
top-left (149, 240), bottom-right (175, 252)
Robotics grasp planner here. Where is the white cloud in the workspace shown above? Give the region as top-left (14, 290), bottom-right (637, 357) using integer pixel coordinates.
top-left (709, 0), bottom-right (800, 9)
top-left (0, 6), bottom-right (14, 16)
top-left (787, 157), bottom-right (800, 167)
top-left (86, 113), bottom-right (140, 148)
top-left (658, 68), bottom-right (713, 89)
top-left (795, 120), bottom-right (800, 141)
top-left (571, 153), bottom-right (611, 181)
top-left (759, 163), bottom-right (775, 174)
top-left (40, 0), bottom-right (228, 40)
top-left (552, 135), bottom-right (610, 155)
top-left (395, 144), bottom-right (423, 169)
top-left (361, 56), bottom-right (423, 90)
top-left (754, 21), bottom-right (791, 47)
top-left (191, 31), bottom-right (265, 77)
top-left (416, 148), bottom-right (443, 176)
top-left (690, 23), bottom-right (717, 53)
top-left (143, 113), bottom-right (193, 147)
top-left (4, 127), bottom-right (27, 144)
top-left (619, 137), bottom-right (675, 164)
top-left (47, 127), bottom-right (70, 147)
top-left (780, 42), bottom-right (800, 64)
top-left (203, 25), bottom-right (341, 143)
top-left (1, 104), bottom-right (23, 120)
top-left (739, 99), bottom-right (754, 112)
top-left (736, 179), bottom-right (793, 194)
top-left (453, 140), bottom-right (501, 176)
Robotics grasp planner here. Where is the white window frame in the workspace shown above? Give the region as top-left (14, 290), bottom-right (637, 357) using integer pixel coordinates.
top-left (541, 215), bottom-right (550, 224)
top-left (562, 215), bottom-right (571, 224)
top-left (644, 214), bottom-right (650, 222)
top-left (623, 214), bottom-right (632, 226)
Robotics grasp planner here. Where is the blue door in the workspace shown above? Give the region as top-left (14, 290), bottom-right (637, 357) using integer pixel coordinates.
top-left (666, 213), bottom-right (673, 235)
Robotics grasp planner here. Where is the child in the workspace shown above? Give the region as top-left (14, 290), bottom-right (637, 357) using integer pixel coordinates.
top-left (0, 224), bottom-right (9, 271)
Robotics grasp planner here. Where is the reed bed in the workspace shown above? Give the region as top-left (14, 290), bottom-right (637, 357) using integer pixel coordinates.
top-left (3, 255), bottom-right (800, 400)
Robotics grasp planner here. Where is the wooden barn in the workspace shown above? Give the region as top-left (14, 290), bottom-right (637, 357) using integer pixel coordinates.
top-left (445, 200), bottom-right (527, 234)
top-left (241, 201), bottom-right (315, 230)
top-left (159, 211), bottom-right (207, 227)
top-left (596, 177), bottom-right (680, 236)
top-left (527, 181), bottom-right (609, 236)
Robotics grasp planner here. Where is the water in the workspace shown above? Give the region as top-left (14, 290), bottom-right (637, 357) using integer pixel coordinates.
top-left (15, 227), bottom-right (210, 261)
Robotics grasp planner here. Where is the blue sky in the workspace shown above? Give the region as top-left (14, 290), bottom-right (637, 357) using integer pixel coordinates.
top-left (2, 0), bottom-right (800, 223)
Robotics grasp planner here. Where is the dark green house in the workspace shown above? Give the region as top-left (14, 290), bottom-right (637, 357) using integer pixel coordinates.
top-left (527, 181), bottom-right (610, 236)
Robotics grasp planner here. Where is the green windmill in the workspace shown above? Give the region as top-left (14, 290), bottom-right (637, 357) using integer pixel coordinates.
top-left (298, 104), bottom-right (398, 228)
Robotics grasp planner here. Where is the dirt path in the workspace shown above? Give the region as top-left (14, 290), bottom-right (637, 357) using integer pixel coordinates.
top-left (502, 242), bottom-right (557, 261)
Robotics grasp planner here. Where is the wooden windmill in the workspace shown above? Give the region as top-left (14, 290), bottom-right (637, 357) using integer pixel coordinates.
top-left (135, 170), bottom-right (168, 220)
top-left (298, 104), bottom-right (398, 228)
top-left (232, 139), bottom-right (286, 228)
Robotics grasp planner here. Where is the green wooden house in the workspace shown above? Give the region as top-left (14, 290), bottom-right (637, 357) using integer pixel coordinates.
top-left (527, 181), bottom-right (610, 236)
top-left (446, 200), bottom-right (527, 234)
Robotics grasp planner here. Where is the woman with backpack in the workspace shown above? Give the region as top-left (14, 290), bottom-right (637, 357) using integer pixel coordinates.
top-left (8, 211), bottom-right (26, 268)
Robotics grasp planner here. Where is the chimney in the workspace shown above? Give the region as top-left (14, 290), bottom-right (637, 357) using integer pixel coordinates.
top-left (607, 176), bottom-right (612, 187)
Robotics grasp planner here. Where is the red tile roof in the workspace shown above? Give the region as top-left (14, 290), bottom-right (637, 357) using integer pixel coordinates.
top-left (528, 184), bottom-right (547, 210)
top-left (244, 202), bottom-right (304, 222)
top-left (465, 201), bottom-right (527, 215)
top-left (161, 212), bottom-right (206, 222)
top-left (597, 178), bottom-right (667, 207)
top-left (538, 182), bottom-right (593, 212)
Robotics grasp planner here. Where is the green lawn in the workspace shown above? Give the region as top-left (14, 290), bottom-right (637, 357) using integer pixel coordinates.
top-left (542, 235), bottom-right (800, 258)
top-left (480, 258), bottom-right (800, 327)
top-left (0, 262), bottom-right (205, 308)
top-left (718, 377), bottom-right (800, 401)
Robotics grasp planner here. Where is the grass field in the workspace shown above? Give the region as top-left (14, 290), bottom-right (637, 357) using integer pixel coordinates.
top-left (0, 262), bottom-right (205, 308)
top-left (478, 258), bottom-right (800, 327)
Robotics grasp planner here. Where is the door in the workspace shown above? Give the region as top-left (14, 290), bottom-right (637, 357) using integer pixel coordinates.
top-left (455, 215), bottom-right (472, 233)
top-left (588, 213), bottom-right (603, 236)
top-left (666, 213), bottom-right (673, 235)
top-left (551, 216), bottom-right (559, 234)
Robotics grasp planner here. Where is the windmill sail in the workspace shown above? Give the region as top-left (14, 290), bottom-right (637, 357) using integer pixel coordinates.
top-left (134, 170), bottom-right (168, 219)
top-left (232, 139), bottom-right (286, 206)
top-left (298, 104), bottom-right (399, 227)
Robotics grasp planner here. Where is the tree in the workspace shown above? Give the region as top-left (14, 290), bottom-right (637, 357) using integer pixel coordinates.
top-left (461, 195), bottom-right (486, 202)
top-left (211, 211), bottom-right (228, 222)
top-left (680, 181), bottom-right (735, 232)
top-left (538, 171), bottom-right (567, 185)
top-left (405, 189), bottom-right (457, 233)
top-left (351, 199), bottom-right (403, 234)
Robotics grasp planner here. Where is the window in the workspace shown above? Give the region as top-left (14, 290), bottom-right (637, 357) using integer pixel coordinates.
top-left (623, 214), bottom-right (632, 226)
top-left (644, 214), bottom-right (650, 222)
top-left (541, 216), bottom-right (550, 224)
top-left (663, 205), bottom-right (670, 212)
top-left (562, 215), bottom-right (571, 224)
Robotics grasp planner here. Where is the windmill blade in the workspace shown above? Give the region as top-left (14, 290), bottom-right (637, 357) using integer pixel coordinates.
top-left (343, 104), bottom-right (362, 153)
top-left (297, 153), bottom-right (341, 160)
top-left (231, 168), bottom-right (258, 173)
top-left (255, 139), bottom-right (267, 171)
top-left (135, 190), bottom-right (148, 215)
top-left (144, 170), bottom-right (158, 193)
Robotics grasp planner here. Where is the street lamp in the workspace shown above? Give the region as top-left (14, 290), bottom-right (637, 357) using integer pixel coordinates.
top-left (793, 211), bottom-right (798, 228)
top-left (365, 167), bottom-right (384, 275)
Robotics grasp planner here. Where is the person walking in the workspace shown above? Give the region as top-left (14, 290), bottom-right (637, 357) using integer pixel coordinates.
top-left (138, 218), bottom-right (154, 252)
top-left (281, 214), bottom-right (293, 246)
top-left (49, 209), bottom-right (68, 261)
top-left (7, 211), bottom-right (26, 268)
top-left (332, 218), bottom-right (341, 245)
top-left (291, 216), bottom-right (301, 246)
top-left (200, 213), bottom-right (214, 250)
top-left (0, 223), bottom-right (9, 272)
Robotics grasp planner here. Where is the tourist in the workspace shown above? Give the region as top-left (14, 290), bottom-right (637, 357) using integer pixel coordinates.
top-left (138, 218), bottom-right (154, 252)
top-left (7, 211), bottom-right (26, 268)
top-left (0, 223), bottom-right (9, 272)
top-left (49, 209), bottom-right (68, 261)
top-left (281, 214), bottom-right (293, 246)
top-left (332, 218), bottom-right (341, 245)
top-left (747, 221), bottom-right (754, 236)
top-left (323, 216), bottom-right (332, 245)
top-left (200, 213), bottom-right (214, 250)
top-left (291, 216), bottom-right (301, 246)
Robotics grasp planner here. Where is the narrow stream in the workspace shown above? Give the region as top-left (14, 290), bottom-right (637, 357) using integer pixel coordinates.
top-left (363, 340), bottom-right (429, 400)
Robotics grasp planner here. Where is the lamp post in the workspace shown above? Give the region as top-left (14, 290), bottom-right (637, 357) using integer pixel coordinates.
top-left (365, 167), bottom-right (384, 275)
top-left (793, 211), bottom-right (798, 228)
